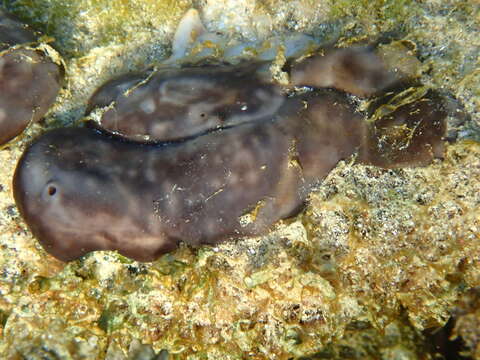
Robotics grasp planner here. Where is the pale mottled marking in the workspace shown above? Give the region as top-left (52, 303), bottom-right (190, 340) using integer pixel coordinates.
top-left (140, 98), bottom-right (157, 114)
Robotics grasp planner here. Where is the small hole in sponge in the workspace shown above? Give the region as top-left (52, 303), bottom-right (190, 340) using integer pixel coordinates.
top-left (48, 186), bottom-right (57, 196)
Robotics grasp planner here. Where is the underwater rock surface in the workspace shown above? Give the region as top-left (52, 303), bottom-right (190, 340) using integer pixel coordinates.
top-left (0, 0), bottom-right (479, 359)
top-left (0, 9), bottom-right (62, 146)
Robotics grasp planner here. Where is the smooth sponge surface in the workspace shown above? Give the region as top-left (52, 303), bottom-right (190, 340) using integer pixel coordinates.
top-left (13, 50), bottom-right (447, 262)
top-left (0, 9), bottom-right (62, 146)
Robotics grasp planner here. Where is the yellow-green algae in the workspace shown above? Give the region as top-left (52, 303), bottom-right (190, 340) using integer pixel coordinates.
top-left (0, 0), bottom-right (479, 359)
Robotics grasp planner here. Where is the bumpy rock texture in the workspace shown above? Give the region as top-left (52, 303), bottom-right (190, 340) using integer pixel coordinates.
top-left (0, 0), bottom-right (479, 359)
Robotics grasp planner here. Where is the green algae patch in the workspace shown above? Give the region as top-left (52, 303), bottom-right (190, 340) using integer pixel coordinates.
top-left (3, 0), bottom-right (191, 58)
top-left (329, 0), bottom-right (420, 34)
